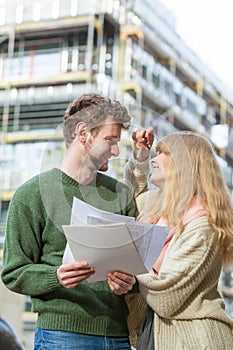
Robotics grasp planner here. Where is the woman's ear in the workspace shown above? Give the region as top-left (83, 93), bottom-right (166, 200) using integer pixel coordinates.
top-left (75, 122), bottom-right (89, 144)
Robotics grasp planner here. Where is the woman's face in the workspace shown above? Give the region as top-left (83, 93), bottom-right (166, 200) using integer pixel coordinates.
top-left (149, 151), bottom-right (167, 188)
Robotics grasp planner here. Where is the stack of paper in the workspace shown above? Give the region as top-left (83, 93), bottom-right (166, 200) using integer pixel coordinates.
top-left (62, 197), bottom-right (169, 282)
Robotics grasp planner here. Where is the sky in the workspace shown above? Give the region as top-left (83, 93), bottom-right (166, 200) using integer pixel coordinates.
top-left (161, 0), bottom-right (233, 92)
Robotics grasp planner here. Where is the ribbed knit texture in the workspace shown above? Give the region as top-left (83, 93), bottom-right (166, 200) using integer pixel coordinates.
top-left (124, 157), bottom-right (149, 198)
top-left (137, 216), bottom-right (233, 349)
top-left (1, 168), bottom-right (137, 337)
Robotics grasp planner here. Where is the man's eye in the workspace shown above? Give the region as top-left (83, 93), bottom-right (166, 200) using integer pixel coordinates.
top-left (106, 139), bottom-right (118, 145)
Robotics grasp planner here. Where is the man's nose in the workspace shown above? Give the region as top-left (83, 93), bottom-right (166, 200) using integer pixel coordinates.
top-left (111, 144), bottom-right (119, 156)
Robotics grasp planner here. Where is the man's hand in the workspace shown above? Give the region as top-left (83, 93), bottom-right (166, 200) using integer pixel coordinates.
top-left (57, 261), bottom-right (95, 289)
top-left (132, 127), bottom-right (154, 162)
top-left (107, 271), bottom-right (136, 295)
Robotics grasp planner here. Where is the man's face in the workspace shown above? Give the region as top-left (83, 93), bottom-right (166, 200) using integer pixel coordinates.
top-left (85, 118), bottom-right (122, 172)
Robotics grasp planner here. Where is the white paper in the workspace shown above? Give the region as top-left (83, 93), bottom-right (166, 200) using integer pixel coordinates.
top-left (62, 196), bottom-right (169, 281)
top-left (84, 212), bottom-right (168, 271)
top-left (71, 196), bottom-right (135, 224)
top-left (62, 223), bottom-right (148, 282)
top-left (126, 221), bottom-right (168, 270)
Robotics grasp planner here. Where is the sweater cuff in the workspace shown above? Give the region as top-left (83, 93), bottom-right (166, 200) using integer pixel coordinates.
top-left (136, 270), bottom-right (159, 285)
top-left (46, 267), bottom-right (62, 291)
top-left (130, 156), bottom-right (150, 176)
top-left (124, 156), bottom-right (150, 198)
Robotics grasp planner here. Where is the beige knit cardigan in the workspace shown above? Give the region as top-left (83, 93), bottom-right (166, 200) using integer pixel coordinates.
top-left (137, 214), bottom-right (233, 349)
top-left (125, 159), bottom-right (233, 349)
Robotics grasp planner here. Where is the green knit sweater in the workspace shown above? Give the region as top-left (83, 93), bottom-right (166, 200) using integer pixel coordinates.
top-left (1, 168), bottom-right (137, 336)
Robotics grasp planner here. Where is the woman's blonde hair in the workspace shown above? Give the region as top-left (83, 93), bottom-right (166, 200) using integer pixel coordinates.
top-left (146, 131), bottom-right (233, 268)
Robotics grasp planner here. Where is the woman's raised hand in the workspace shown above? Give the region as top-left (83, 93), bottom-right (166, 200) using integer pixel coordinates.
top-left (132, 127), bottom-right (154, 162)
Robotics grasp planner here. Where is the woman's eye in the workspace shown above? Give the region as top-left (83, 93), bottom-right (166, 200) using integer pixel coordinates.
top-left (155, 150), bottom-right (161, 156)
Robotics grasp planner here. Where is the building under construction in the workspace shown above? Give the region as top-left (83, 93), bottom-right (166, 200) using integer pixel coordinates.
top-left (0, 1), bottom-right (233, 348)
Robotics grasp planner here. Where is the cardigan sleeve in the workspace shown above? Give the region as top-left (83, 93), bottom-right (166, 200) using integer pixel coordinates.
top-left (124, 157), bottom-right (150, 198)
top-left (137, 219), bottom-right (221, 318)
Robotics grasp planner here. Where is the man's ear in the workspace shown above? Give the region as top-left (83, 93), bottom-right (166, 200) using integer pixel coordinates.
top-left (75, 122), bottom-right (89, 143)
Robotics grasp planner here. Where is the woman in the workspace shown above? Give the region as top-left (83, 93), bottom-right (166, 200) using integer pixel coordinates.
top-left (109, 130), bottom-right (233, 349)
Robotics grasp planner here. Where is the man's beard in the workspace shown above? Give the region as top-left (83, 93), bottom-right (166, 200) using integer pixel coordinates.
top-left (99, 163), bottom-right (108, 172)
top-left (88, 153), bottom-right (109, 172)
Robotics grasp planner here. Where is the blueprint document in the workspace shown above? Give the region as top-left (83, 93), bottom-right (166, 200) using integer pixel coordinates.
top-left (62, 197), bottom-right (169, 282)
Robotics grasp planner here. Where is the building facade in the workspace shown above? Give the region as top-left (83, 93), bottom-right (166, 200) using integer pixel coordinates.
top-left (0, 0), bottom-right (233, 348)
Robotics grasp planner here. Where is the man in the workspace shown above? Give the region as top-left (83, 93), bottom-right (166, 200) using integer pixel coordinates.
top-left (1, 93), bottom-right (138, 349)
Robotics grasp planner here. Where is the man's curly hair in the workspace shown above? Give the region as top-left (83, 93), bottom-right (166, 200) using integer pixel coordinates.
top-left (63, 93), bottom-right (131, 147)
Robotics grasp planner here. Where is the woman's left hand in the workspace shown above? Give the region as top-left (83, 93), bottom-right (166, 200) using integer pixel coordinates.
top-left (107, 271), bottom-right (136, 295)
